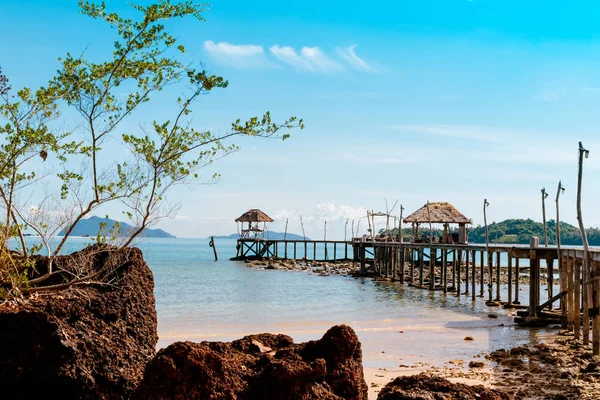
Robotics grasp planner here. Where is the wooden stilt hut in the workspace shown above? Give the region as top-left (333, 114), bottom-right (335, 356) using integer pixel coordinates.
top-left (403, 202), bottom-right (471, 244)
top-left (235, 209), bottom-right (274, 239)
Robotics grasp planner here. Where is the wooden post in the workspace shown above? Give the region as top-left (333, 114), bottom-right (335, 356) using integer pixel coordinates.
top-left (541, 188), bottom-right (549, 247)
top-left (568, 256), bottom-right (575, 332)
top-left (547, 259), bottom-right (554, 301)
top-left (360, 244), bottom-right (366, 272)
top-left (583, 255), bottom-right (590, 345)
top-left (593, 258), bottom-right (600, 355)
top-left (430, 247), bottom-right (435, 290)
top-left (419, 247), bottom-right (425, 287)
top-left (529, 253), bottom-right (540, 317)
top-left (313, 242), bottom-right (317, 261)
top-left (456, 249), bottom-right (462, 297)
top-left (495, 251), bottom-right (501, 302)
top-left (471, 250), bottom-right (476, 300)
top-left (464, 250), bottom-right (470, 295)
top-left (506, 256), bottom-right (513, 307)
top-left (575, 255), bottom-right (581, 340)
top-left (577, 142), bottom-right (594, 351)
top-left (480, 250), bottom-right (485, 297)
top-left (410, 248), bottom-right (415, 284)
top-left (514, 258), bottom-right (521, 304)
top-left (209, 236), bottom-right (218, 261)
top-left (293, 242), bottom-right (296, 259)
top-left (334, 242), bottom-right (337, 260)
top-left (443, 248), bottom-right (448, 293)
top-left (487, 250), bottom-right (494, 303)
top-left (556, 181), bottom-right (565, 315)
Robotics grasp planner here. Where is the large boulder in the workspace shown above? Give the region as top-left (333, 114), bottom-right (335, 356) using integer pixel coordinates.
top-left (135, 324), bottom-right (368, 400)
top-left (377, 374), bottom-right (513, 400)
top-left (0, 245), bottom-right (157, 399)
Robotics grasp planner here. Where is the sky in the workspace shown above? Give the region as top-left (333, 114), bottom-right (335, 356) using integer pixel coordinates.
top-left (2, 0), bottom-right (600, 239)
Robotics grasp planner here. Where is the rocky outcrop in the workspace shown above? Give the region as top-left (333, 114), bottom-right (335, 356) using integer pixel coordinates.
top-left (0, 245), bottom-right (157, 400)
top-left (135, 324), bottom-right (368, 400)
top-left (376, 374), bottom-right (512, 400)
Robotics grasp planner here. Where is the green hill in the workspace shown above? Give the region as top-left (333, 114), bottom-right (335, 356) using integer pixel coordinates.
top-left (59, 216), bottom-right (176, 238)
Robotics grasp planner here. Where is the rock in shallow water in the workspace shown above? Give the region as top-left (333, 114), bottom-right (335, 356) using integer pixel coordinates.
top-left (134, 324), bottom-right (368, 400)
top-left (376, 374), bottom-right (512, 400)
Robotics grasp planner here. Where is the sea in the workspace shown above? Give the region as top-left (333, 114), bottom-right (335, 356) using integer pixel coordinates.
top-left (20, 237), bottom-right (556, 370)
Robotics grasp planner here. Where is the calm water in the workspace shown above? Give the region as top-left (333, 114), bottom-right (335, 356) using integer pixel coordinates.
top-left (18, 237), bottom-right (556, 369)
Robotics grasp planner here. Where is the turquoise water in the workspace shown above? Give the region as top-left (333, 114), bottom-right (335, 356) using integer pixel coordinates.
top-left (16, 237), bottom-right (556, 369)
top-left (139, 238), bottom-right (555, 369)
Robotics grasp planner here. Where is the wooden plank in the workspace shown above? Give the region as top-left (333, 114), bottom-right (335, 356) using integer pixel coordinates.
top-left (538, 291), bottom-right (567, 312)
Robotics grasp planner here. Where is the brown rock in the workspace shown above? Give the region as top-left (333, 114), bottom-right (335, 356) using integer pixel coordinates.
top-left (377, 374), bottom-right (513, 400)
top-left (0, 245), bottom-right (157, 400)
top-left (135, 324), bottom-right (368, 400)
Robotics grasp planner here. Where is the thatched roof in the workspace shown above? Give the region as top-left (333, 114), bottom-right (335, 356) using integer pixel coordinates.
top-left (403, 202), bottom-right (471, 225)
top-left (235, 209), bottom-right (274, 223)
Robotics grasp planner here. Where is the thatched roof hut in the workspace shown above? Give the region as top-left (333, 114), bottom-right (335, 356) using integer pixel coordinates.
top-left (404, 202), bottom-right (471, 244)
top-left (235, 209), bottom-right (274, 223)
top-left (403, 202), bottom-right (471, 225)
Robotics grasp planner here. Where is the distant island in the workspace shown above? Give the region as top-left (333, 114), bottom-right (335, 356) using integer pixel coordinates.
top-left (59, 216), bottom-right (176, 238)
top-left (212, 231), bottom-right (309, 240)
top-left (386, 218), bottom-right (600, 246)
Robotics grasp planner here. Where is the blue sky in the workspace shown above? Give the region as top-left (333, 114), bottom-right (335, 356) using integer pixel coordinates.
top-left (2, 0), bottom-right (600, 239)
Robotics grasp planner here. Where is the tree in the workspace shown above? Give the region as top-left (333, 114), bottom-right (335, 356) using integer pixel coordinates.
top-left (0, 1), bottom-right (303, 298)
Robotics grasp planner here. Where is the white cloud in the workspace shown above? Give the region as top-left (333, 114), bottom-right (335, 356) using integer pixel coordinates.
top-left (204, 40), bottom-right (273, 69)
top-left (582, 86), bottom-right (600, 93)
top-left (269, 45), bottom-right (314, 71)
top-left (300, 47), bottom-right (343, 72)
top-left (269, 45), bottom-right (342, 72)
top-left (314, 203), bottom-right (367, 222)
top-left (174, 215), bottom-right (191, 220)
top-left (336, 45), bottom-right (378, 73)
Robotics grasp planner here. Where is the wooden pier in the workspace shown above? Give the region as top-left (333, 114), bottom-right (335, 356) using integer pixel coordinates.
top-left (233, 238), bottom-right (354, 261)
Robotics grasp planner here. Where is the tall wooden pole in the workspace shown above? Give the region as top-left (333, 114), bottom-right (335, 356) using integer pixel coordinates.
top-left (399, 205), bottom-right (404, 280)
top-left (541, 188), bottom-right (549, 247)
top-left (484, 199), bottom-right (491, 302)
top-left (556, 181), bottom-right (565, 318)
top-left (344, 218), bottom-right (348, 242)
top-left (577, 142), bottom-right (594, 350)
